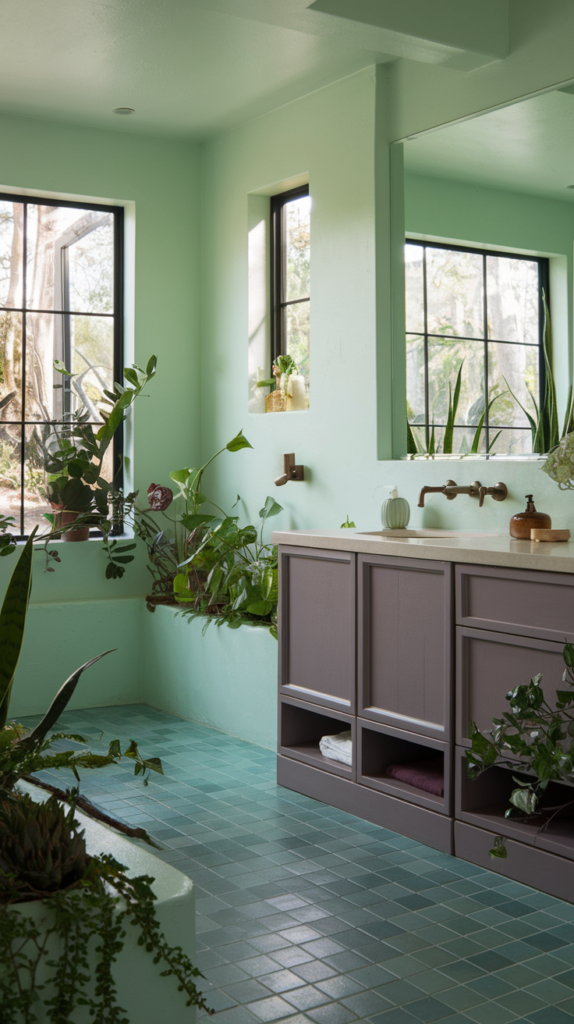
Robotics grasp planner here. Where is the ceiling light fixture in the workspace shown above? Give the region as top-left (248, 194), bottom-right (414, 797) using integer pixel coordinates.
top-left (113, 107), bottom-right (135, 115)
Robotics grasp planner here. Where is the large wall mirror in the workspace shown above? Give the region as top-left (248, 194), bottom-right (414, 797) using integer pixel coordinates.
top-left (392, 85), bottom-right (574, 460)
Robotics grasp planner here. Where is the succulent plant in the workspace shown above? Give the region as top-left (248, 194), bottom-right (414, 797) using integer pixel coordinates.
top-left (0, 792), bottom-right (88, 899)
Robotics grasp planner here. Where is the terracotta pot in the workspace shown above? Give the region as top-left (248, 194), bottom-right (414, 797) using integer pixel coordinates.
top-left (57, 510), bottom-right (90, 542)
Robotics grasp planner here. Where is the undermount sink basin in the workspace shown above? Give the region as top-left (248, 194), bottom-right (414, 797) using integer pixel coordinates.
top-left (362, 529), bottom-right (493, 539)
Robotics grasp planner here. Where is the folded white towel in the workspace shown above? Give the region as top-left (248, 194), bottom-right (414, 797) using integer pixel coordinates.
top-left (319, 730), bottom-right (353, 767)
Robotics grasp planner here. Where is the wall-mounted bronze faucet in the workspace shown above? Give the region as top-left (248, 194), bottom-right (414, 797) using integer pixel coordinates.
top-left (275, 453), bottom-right (305, 487)
top-left (418, 479), bottom-right (507, 508)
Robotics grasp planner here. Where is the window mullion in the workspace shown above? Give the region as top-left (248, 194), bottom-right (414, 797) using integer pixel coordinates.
top-left (423, 244), bottom-right (430, 450)
top-left (483, 252), bottom-right (489, 453)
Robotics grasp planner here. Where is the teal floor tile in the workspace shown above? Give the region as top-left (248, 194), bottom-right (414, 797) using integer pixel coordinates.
top-left (23, 705), bottom-right (574, 1024)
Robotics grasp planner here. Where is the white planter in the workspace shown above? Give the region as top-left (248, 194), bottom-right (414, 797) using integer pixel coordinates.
top-left (143, 606), bottom-right (278, 749)
top-left (7, 784), bottom-right (197, 1023)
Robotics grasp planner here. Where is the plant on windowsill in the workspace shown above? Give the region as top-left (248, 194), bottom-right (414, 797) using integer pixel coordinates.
top-left (257, 354), bottom-right (303, 413)
top-left (1, 356), bottom-right (158, 578)
top-left (407, 361), bottom-right (507, 458)
top-left (0, 532), bottom-right (211, 1019)
top-left (109, 430), bottom-right (282, 637)
top-left (466, 640), bottom-right (574, 859)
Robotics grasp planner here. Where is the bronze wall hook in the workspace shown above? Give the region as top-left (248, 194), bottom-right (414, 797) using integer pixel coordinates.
top-left (275, 453), bottom-right (305, 486)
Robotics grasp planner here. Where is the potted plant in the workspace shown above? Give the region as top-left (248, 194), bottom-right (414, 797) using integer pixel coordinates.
top-left (40, 355), bottom-right (157, 543)
top-left (0, 529), bottom-right (211, 1018)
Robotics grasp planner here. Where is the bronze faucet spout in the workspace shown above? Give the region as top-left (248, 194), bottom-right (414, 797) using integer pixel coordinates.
top-left (418, 479), bottom-right (457, 508)
top-left (418, 485), bottom-right (446, 508)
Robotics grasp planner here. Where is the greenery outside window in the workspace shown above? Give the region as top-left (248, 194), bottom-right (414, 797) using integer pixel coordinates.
top-left (0, 193), bottom-right (123, 536)
top-left (406, 239), bottom-right (548, 456)
top-left (270, 185), bottom-right (310, 401)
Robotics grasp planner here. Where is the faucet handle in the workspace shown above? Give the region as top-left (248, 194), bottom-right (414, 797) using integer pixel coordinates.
top-left (478, 482), bottom-right (508, 508)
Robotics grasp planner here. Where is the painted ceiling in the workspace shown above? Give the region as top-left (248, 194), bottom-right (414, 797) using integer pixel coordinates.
top-left (0, 0), bottom-right (508, 138)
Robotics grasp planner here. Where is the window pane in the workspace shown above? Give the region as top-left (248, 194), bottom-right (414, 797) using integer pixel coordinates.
top-left (488, 341), bottom-right (539, 428)
top-left (487, 256), bottom-right (539, 344)
top-left (70, 315), bottom-right (114, 416)
top-left (27, 206), bottom-right (114, 313)
top-left (0, 312), bottom-right (22, 421)
top-left (0, 425), bottom-right (21, 530)
top-left (283, 196), bottom-right (310, 302)
top-left (286, 299), bottom-right (310, 385)
top-left (406, 334), bottom-right (426, 423)
top-left (24, 424), bottom-right (51, 535)
top-left (0, 201), bottom-right (24, 309)
top-left (427, 340), bottom-right (484, 426)
top-left (426, 247), bottom-right (483, 339)
top-left (488, 426), bottom-right (532, 456)
top-left (67, 215), bottom-right (114, 314)
top-left (405, 244), bottom-right (424, 334)
top-left (26, 312), bottom-right (113, 421)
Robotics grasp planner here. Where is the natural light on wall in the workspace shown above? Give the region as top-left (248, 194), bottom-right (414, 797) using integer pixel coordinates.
top-left (248, 187), bottom-right (310, 415)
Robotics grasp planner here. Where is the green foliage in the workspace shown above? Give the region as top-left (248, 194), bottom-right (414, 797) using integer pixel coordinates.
top-left (28, 357), bottom-right (157, 564)
top-left (340, 516), bottom-right (356, 529)
top-left (0, 812), bottom-right (211, 1020)
top-left (113, 432), bottom-right (281, 637)
top-left (0, 792), bottom-right (88, 900)
top-left (0, 530), bottom-right (36, 730)
top-left (407, 360), bottom-right (506, 457)
top-left (467, 642), bottom-right (574, 858)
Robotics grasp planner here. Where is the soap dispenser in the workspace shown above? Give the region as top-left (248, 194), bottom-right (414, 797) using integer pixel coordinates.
top-left (509, 495), bottom-right (551, 540)
top-left (381, 488), bottom-right (410, 529)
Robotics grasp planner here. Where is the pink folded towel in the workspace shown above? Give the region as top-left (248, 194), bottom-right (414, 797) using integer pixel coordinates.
top-left (385, 758), bottom-right (444, 797)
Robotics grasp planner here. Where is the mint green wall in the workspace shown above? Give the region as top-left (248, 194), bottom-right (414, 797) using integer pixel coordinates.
top-left (200, 68), bottom-right (379, 530)
top-left (2, 113), bottom-right (202, 716)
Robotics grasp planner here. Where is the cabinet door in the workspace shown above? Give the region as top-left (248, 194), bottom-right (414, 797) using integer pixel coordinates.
top-left (456, 626), bottom-right (565, 746)
top-left (278, 546), bottom-right (356, 712)
top-left (358, 554), bottom-right (453, 739)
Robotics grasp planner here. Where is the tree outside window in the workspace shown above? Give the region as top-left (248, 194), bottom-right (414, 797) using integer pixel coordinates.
top-left (406, 240), bottom-right (546, 456)
top-left (0, 195), bottom-right (122, 535)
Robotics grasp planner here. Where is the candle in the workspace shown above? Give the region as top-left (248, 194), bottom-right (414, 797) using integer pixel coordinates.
top-left (288, 374), bottom-right (307, 411)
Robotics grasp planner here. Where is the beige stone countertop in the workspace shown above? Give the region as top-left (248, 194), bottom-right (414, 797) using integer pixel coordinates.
top-left (271, 528), bottom-right (574, 574)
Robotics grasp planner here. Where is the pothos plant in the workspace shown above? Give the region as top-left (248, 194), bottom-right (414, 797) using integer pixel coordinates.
top-left (112, 430), bottom-right (282, 637)
top-left (467, 640), bottom-right (574, 859)
top-left (0, 533), bottom-right (210, 1019)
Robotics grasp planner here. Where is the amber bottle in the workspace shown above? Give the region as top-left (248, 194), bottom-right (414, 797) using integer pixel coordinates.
top-left (509, 495), bottom-right (552, 539)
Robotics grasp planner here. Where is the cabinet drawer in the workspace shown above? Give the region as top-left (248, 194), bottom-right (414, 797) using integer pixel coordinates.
top-left (456, 563), bottom-right (574, 642)
top-left (278, 546), bottom-right (356, 713)
top-left (358, 553), bottom-right (452, 739)
top-left (456, 626), bottom-right (565, 746)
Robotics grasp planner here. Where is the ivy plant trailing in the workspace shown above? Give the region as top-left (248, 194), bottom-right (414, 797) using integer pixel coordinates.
top-left (467, 640), bottom-right (574, 859)
top-left (0, 535), bottom-right (211, 1019)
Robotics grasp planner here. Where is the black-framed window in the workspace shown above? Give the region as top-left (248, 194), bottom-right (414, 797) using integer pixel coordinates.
top-left (270, 185), bottom-right (310, 389)
top-left (0, 193), bottom-right (123, 536)
top-left (406, 239), bottom-right (548, 455)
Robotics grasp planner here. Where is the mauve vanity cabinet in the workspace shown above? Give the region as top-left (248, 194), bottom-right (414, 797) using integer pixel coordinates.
top-left (277, 546), bottom-right (454, 854)
top-left (277, 543), bottom-right (574, 900)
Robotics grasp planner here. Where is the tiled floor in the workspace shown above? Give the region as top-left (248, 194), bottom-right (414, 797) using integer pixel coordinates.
top-left (23, 703), bottom-right (574, 1023)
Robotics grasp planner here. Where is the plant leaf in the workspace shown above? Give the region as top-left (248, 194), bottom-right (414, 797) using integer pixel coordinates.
top-left (0, 528), bottom-right (37, 730)
top-left (226, 430), bottom-right (252, 452)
